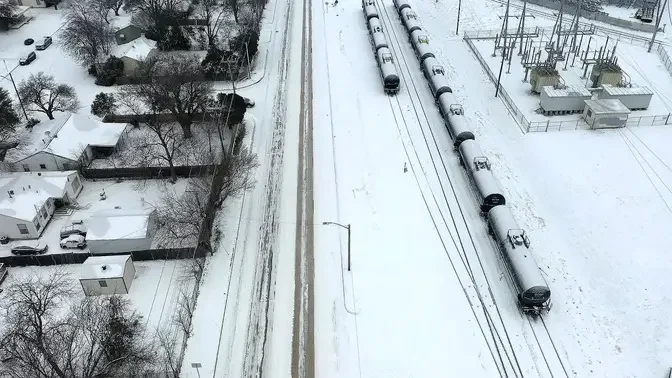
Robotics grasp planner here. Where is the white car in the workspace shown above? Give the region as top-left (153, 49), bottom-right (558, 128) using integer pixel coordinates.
top-left (60, 234), bottom-right (86, 249)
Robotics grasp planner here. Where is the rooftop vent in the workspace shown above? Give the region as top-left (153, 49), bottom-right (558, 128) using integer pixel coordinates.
top-left (101, 265), bottom-right (108, 271)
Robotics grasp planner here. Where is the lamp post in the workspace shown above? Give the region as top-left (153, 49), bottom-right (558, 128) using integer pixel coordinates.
top-left (322, 221), bottom-right (351, 271)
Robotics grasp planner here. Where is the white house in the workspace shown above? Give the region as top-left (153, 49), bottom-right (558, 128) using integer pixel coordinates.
top-left (79, 254), bottom-right (135, 296)
top-left (86, 209), bottom-right (159, 255)
top-left (4, 112), bottom-right (128, 172)
top-left (10, 0), bottom-right (46, 8)
top-left (0, 171), bottom-right (84, 240)
top-left (113, 35), bottom-right (157, 76)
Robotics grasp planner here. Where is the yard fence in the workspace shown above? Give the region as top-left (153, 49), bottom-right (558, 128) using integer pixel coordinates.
top-left (0, 247), bottom-right (201, 268)
top-left (81, 164), bottom-right (215, 180)
top-left (657, 43), bottom-right (672, 78)
top-left (463, 30), bottom-right (672, 133)
top-left (102, 112), bottom-right (234, 124)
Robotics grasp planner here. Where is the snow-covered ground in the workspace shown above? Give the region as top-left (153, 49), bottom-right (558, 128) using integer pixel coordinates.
top-left (2, 259), bottom-right (195, 336)
top-left (312, 0), bottom-right (672, 377)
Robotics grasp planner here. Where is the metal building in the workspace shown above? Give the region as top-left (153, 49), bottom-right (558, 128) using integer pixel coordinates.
top-left (539, 86), bottom-right (592, 115)
top-left (598, 84), bottom-right (654, 110)
top-left (583, 99), bottom-right (631, 129)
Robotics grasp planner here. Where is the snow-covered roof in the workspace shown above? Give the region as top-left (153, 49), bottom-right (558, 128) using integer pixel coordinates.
top-left (86, 209), bottom-right (155, 241)
top-left (7, 113), bottom-right (128, 163)
top-left (542, 85), bottom-right (592, 98)
top-left (0, 171), bottom-right (78, 221)
top-left (80, 254), bottom-right (131, 280)
top-left (585, 99), bottom-right (631, 115)
top-left (114, 35), bottom-right (157, 61)
top-left (601, 84), bottom-right (654, 96)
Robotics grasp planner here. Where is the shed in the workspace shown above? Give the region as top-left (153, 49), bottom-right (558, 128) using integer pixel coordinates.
top-left (583, 99), bottom-right (631, 129)
top-left (86, 209), bottom-right (158, 255)
top-left (598, 84), bottom-right (654, 110)
top-left (114, 24), bottom-right (144, 45)
top-left (540, 86), bottom-right (593, 115)
top-left (79, 255), bottom-right (135, 296)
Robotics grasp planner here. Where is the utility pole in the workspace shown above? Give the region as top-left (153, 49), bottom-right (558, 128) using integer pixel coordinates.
top-left (649, 0), bottom-right (669, 52)
top-left (4, 60), bottom-right (28, 121)
top-left (456, 0), bottom-right (462, 35)
top-left (496, 0), bottom-right (511, 97)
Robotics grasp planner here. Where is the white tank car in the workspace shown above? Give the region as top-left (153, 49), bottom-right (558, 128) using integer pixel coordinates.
top-left (362, 0), bottom-right (378, 21)
top-left (422, 56), bottom-right (452, 100)
top-left (487, 205), bottom-right (551, 314)
top-left (458, 140), bottom-right (506, 212)
top-left (377, 48), bottom-right (400, 94)
top-left (400, 8), bottom-right (422, 33)
top-left (437, 93), bottom-right (474, 147)
top-left (410, 29), bottom-right (434, 61)
top-left (367, 18), bottom-right (388, 52)
top-left (393, 0), bottom-right (411, 13)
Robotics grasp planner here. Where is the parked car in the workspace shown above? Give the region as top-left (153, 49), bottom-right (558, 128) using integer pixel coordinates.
top-left (60, 224), bottom-right (87, 239)
top-left (35, 36), bottom-right (52, 50)
top-left (11, 243), bottom-right (48, 256)
top-left (243, 97), bottom-right (255, 108)
top-left (60, 234), bottom-right (86, 249)
top-left (19, 51), bottom-right (36, 66)
top-left (23, 38), bottom-right (34, 45)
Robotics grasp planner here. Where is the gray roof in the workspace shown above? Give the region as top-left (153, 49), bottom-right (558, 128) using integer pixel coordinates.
top-left (585, 99), bottom-right (631, 115)
top-left (601, 84), bottom-right (654, 96)
top-left (542, 85), bottom-right (592, 98)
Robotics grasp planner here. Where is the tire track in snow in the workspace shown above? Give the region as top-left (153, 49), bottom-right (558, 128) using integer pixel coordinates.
top-left (240, 0), bottom-right (296, 375)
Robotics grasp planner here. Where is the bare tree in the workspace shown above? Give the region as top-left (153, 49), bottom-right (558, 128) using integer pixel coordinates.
top-left (17, 72), bottom-right (80, 120)
top-left (219, 145), bottom-right (258, 202)
top-left (60, 0), bottom-right (115, 66)
top-left (131, 118), bottom-right (184, 183)
top-left (173, 287), bottom-right (196, 338)
top-left (157, 177), bottom-right (210, 245)
top-left (155, 328), bottom-right (181, 378)
top-left (103, 0), bottom-right (124, 16)
top-left (199, 0), bottom-right (228, 47)
top-left (0, 0), bottom-right (17, 18)
top-left (132, 55), bottom-right (213, 139)
top-left (227, 0), bottom-right (239, 23)
top-left (0, 271), bottom-right (156, 378)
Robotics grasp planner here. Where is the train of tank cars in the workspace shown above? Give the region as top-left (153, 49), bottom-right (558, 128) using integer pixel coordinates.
top-left (362, 0), bottom-right (552, 316)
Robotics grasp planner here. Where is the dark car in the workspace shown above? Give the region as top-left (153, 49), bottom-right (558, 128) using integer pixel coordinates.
top-left (23, 38), bottom-right (34, 46)
top-left (35, 36), bottom-right (52, 50)
top-left (19, 51), bottom-right (36, 66)
top-left (60, 223), bottom-right (87, 239)
top-left (11, 243), bottom-right (48, 256)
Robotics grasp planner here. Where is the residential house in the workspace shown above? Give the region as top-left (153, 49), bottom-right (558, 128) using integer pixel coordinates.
top-left (113, 35), bottom-right (157, 76)
top-left (86, 209), bottom-right (159, 255)
top-left (3, 112), bottom-right (128, 172)
top-left (0, 171), bottom-right (84, 240)
top-left (114, 24), bottom-right (144, 45)
top-left (79, 254), bottom-right (135, 296)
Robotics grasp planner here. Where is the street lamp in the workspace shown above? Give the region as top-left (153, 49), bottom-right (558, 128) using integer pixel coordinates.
top-left (190, 362), bottom-right (202, 378)
top-left (322, 221), bottom-right (351, 271)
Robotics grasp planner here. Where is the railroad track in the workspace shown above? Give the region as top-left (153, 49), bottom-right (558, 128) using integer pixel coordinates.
top-left (372, 1), bottom-right (529, 377)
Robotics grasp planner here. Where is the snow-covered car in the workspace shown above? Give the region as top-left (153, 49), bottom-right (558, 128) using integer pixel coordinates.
top-left (19, 51), bottom-right (36, 66)
top-left (60, 234), bottom-right (86, 249)
top-left (60, 224), bottom-right (87, 239)
top-left (243, 97), bottom-right (255, 108)
top-left (35, 36), bottom-right (52, 50)
top-left (11, 242), bottom-right (48, 256)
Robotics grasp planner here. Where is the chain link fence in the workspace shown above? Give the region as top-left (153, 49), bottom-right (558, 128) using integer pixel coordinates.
top-left (464, 29), bottom-right (672, 133)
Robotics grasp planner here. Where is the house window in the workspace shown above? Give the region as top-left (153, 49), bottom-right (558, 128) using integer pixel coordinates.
top-left (63, 163), bottom-right (70, 170)
top-left (39, 164), bottom-right (47, 170)
top-left (71, 176), bottom-right (81, 192)
top-left (17, 224), bottom-right (29, 235)
top-left (98, 280), bottom-right (108, 288)
top-left (41, 205), bottom-right (48, 219)
top-left (22, 164), bottom-right (29, 172)
top-left (34, 218), bottom-right (41, 231)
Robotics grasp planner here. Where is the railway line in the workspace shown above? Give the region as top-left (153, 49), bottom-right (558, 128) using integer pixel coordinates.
top-left (372, 1), bottom-right (530, 377)
top-left (364, 1), bottom-right (574, 377)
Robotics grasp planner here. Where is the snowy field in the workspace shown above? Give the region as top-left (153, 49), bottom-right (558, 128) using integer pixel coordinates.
top-left (313, 0), bottom-right (672, 377)
top-left (2, 259), bottom-right (196, 336)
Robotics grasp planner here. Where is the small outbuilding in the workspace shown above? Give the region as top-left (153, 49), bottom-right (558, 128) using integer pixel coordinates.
top-left (583, 99), bottom-right (631, 129)
top-left (79, 255), bottom-right (135, 296)
top-left (86, 209), bottom-right (159, 255)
